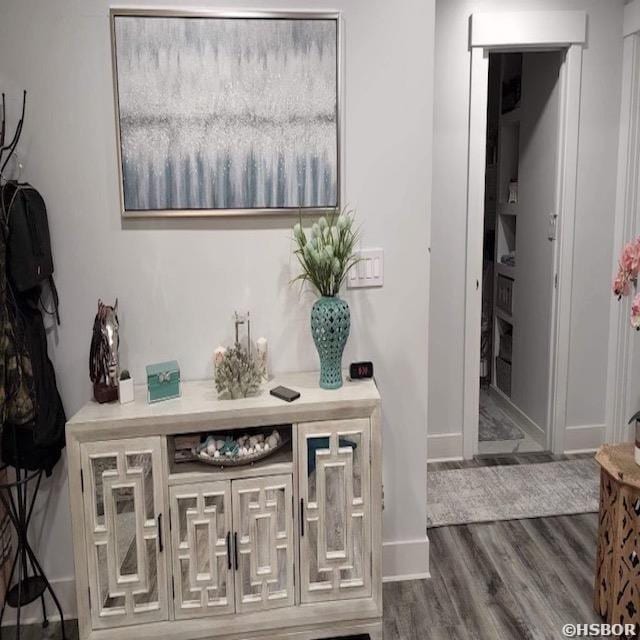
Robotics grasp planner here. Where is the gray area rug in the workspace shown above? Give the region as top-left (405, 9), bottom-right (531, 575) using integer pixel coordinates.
top-left (427, 458), bottom-right (599, 527)
top-left (479, 389), bottom-right (524, 441)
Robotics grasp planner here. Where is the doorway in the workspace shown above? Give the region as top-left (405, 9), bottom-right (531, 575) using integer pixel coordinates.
top-left (462, 12), bottom-right (586, 459)
top-left (478, 51), bottom-right (563, 456)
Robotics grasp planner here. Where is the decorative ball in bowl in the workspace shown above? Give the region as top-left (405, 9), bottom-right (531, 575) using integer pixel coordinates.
top-left (192, 429), bottom-right (287, 467)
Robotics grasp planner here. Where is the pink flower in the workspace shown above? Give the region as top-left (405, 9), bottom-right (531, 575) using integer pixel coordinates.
top-left (631, 292), bottom-right (640, 329)
top-left (621, 240), bottom-right (640, 278)
top-left (613, 268), bottom-right (631, 298)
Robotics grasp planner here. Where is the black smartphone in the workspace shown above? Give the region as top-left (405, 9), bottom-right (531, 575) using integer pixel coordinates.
top-left (270, 386), bottom-right (301, 402)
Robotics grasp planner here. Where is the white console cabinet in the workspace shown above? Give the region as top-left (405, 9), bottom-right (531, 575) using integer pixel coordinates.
top-left (66, 373), bottom-right (382, 640)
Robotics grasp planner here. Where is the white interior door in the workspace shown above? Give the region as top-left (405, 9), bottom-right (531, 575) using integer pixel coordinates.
top-left (298, 419), bottom-right (371, 603)
top-left (511, 51), bottom-right (563, 435)
top-left (169, 481), bottom-right (234, 618)
top-left (231, 474), bottom-right (294, 613)
top-left (81, 437), bottom-right (168, 629)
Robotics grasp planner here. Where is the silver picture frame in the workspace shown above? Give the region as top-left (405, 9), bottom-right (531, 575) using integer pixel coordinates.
top-left (110, 8), bottom-right (343, 218)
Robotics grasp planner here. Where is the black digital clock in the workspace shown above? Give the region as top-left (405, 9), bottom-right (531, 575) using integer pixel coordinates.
top-left (349, 361), bottom-right (374, 380)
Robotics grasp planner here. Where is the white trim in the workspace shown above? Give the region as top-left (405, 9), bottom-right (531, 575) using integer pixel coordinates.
top-left (463, 12), bottom-right (584, 459)
top-left (463, 46), bottom-right (489, 459)
top-left (382, 537), bottom-right (429, 582)
top-left (606, 29), bottom-right (640, 445)
top-left (564, 423), bottom-right (606, 453)
top-left (624, 1), bottom-right (640, 38)
top-left (427, 432), bottom-right (464, 462)
top-left (0, 576), bottom-right (77, 626)
top-left (470, 11), bottom-right (587, 49)
top-left (491, 385), bottom-right (545, 447)
top-left (549, 44), bottom-right (583, 455)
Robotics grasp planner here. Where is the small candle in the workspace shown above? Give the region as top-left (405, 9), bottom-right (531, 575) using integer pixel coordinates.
top-left (213, 346), bottom-right (226, 373)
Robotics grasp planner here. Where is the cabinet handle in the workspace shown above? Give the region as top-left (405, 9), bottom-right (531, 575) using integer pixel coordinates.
top-left (226, 532), bottom-right (232, 570)
top-left (157, 514), bottom-right (164, 553)
top-left (300, 499), bottom-right (305, 537)
top-left (233, 532), bottom-right (239, 571)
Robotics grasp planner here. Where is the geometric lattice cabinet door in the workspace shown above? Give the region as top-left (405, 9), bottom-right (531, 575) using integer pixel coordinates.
top-left (231, 475), bottom-right (295, 613)
top-left (169, 481), bottom-right (234, 619)
top-left (298, 419), bottom-right (371, 603)
top-left (80, 437), bottom-right (169, 629)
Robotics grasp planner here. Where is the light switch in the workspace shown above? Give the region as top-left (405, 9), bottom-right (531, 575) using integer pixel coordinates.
top-left (347, 249), bottom-right (384, 288)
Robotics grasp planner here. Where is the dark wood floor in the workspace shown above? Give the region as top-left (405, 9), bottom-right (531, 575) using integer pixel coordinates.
top-left (5, 453), bottom-right (604, 640)
top-left (385, 513), bottom-right (601, 640)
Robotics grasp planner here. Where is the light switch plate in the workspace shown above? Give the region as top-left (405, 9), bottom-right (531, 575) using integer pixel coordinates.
top-left (347, 249), bottom-right (384, 289)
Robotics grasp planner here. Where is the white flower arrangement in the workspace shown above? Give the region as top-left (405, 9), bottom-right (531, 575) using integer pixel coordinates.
top-left (292, 209), bottom-right (361, 297)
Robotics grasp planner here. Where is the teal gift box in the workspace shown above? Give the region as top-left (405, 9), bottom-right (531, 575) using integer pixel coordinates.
top-left (146, 360), bottom-right (181, 403)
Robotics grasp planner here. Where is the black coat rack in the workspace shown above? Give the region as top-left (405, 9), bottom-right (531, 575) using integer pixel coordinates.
top-left (0, 90), bottom-right (68, 640)
top-left (0, 91), bottom-right (26, 180)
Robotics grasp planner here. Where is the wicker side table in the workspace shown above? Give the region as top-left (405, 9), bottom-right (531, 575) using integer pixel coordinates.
top-left (594, 443), bottom-right (640, 626)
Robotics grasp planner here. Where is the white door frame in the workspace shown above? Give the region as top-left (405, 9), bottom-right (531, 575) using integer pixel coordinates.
top-left (605, 2), bottom-right (640, 446)
top-left (463, 11), bottom-right (587, 458)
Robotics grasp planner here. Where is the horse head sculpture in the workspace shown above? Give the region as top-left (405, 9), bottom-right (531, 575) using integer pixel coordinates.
top-left (89, 299), bottom-right (120, 403)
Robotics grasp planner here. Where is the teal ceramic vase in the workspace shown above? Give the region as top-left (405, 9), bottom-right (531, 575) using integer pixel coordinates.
top-left (310, 296), bottom-right (351, 389)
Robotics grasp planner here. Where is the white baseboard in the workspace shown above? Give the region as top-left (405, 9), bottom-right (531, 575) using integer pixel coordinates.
top-left (490, 385), bottom-right (546, 447)
top-left (564, 423), bottom-right (606, 453)
top-left (1, 575), bottom-right (76, 627)
top-left (427, 432), bottom-right (463, 461)
top-left (428, 423), bottom-right (605, 458)
top-left (382, 536), bottom-right (430, 582)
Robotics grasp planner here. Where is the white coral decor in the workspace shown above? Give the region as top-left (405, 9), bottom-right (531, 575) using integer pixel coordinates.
top-left (214, 342), bottom-right (261, 399)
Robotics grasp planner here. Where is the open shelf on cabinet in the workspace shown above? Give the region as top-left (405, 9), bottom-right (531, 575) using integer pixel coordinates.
top-left (496, 213), bottom-right (517, 265)
top-left (497, 202), bottom-right (518, 216)
top-left (495, 306), bottom-right (513, 325)
top-left (167, 424), bottom-right (294, 485)
top-left (496, 262), bottom-right (516, 280)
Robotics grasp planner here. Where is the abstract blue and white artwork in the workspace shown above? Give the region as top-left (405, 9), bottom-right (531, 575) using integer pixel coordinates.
top-left (112, 13), bottom-right (339, 214)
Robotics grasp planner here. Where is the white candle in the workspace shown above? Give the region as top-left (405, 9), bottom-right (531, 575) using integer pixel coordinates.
top-left (213, 346), bottom-right (226, 375)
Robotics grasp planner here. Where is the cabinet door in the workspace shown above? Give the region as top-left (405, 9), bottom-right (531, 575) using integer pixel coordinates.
top-left (231, 475), bottom-right (294, 613)
top-left (169, 481), bottom-right (234, 618)
top-left (80, 437), bottom-right (168, 629)
top-left (298, 419), bottom-right (371, 603)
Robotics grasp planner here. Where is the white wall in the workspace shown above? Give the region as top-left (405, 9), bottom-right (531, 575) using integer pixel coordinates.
top-left (0, 0), bottom-right (435, 619)
top-left (429, 0), bottom-right (624, 458)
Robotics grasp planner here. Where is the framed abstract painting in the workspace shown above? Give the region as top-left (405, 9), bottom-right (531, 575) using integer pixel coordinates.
top-left (110, 9), bottom-right (341, 217)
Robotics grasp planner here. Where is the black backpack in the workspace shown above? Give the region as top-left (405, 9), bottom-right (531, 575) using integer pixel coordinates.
top-left (1, 290), bottom-right (66, 474)
top-left (1, 181), bottom-right (59, 323)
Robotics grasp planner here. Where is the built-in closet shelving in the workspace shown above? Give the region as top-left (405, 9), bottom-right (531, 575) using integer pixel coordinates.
top-left (492, 54), bottom-right (522, 398)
